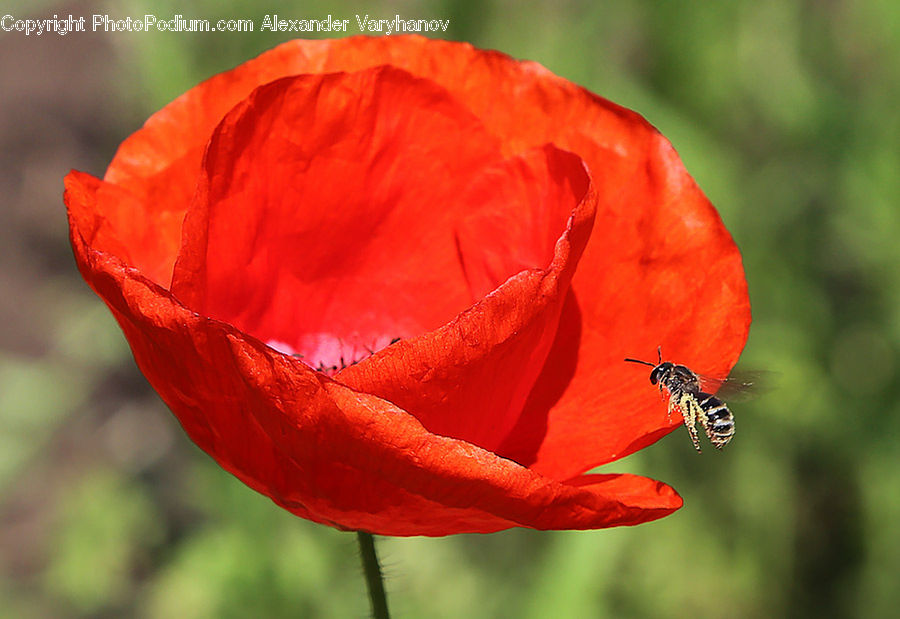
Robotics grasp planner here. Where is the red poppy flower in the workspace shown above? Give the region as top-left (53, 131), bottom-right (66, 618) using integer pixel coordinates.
top-left (65, 36), bottom-right (749, 536)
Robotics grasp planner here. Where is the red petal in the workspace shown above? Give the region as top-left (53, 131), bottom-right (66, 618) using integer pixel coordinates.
top-left (216, 36), bottom-right (751, 476)
top-left (170, 66), bottom-right (502, 350)
top-left (338, 143), bottom-right (596, 451)
top-left (170, 66), bottom-right (599, 454)
top-left (98, 44), bottom-right (334, 286)
top-left (67, 37), bottom-right (751, 533)
top-left (65, 171), bottom-right (681, 535)
top-left (506, 138), bottom-right (751, 477)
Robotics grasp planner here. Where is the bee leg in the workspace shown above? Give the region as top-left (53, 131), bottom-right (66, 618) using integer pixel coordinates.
top-left (685, 418), bottom-right (702, 453)
top-left (662, 386), bottom-right (675, 422)
top-left (666, 397), bottom-right (678, 423)
top-left (678, 393), bottom-right (702, 453)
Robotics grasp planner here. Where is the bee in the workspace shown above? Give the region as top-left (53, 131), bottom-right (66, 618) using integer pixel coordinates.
top-left (625, 347), bottom-right (741, 453)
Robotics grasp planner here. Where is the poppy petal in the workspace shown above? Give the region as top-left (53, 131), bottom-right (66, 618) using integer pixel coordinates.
top-left (170, 66), bottom-right (503, 351)
top-left (99, 44), bottom-right (335, 286)
top-left (337, 142), bottom-right (596, 452)
top-left (213, 36), bottom-right (751, 477)
top-left (506, 139), bottom-right (751, 477)
top-left (66, 37), bottom-right (751, 535)
top-left (169, 65), bottom-right (597, 454)
top-left (66, 171), bottom-right (680, 536)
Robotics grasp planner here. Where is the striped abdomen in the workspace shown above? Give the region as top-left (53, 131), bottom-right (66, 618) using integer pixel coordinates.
top-left (698, 392), bottom-right (735, 449)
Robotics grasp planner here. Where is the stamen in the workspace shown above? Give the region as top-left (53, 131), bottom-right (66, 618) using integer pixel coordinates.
top-left (278, 334), bottom-right (403, 375)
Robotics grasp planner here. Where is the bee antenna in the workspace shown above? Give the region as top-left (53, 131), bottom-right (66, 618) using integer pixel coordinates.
top-left (624, 357), bottom-right (655, 367)
top-left (657, 346), bottom-right (662, 364)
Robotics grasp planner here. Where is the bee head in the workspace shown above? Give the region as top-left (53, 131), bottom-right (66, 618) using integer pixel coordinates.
top-left (649, 362), bottom-right (673, 385)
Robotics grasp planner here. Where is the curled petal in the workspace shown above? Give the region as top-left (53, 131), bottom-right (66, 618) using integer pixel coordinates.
top-left (97, 37), bottom-right (749, 476)
top-left (228, 36), bottom-right (751, 476)
top-left (66, 171), bottom-right (680, 535)
top-left (338, 143), bottom-right (596, 451)
top-left (170, 66), bottom-right (503, 347)
top-left (66, 37), bottom-right (751, 534)
top-left (170, 66), bottom-right (599, 453)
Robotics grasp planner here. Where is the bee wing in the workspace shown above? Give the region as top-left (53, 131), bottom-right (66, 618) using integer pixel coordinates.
top-left (698, 370), bottom-right (772, 401)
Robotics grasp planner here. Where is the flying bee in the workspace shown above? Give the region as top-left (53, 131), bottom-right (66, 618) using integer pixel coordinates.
top-left (625, 347), bottom-right (749, 453)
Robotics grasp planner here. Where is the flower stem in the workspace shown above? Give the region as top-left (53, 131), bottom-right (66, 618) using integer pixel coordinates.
top-left (357, 531), bottom-right (390, 619)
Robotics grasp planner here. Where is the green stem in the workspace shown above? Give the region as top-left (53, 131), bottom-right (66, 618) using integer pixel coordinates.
top-left (357, 531), bottom-right (390, 619)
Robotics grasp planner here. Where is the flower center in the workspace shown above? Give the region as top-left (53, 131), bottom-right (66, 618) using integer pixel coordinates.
top-left (272, 334), bottom-right (401, 375)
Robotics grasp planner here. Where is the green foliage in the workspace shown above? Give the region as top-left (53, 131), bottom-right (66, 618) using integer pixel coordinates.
top-left (3, 0), bottom-right (900, 617)
top-left (44, 471), bottom-right (163, 614)
top-left (137, 462), bottom-right (365, 618)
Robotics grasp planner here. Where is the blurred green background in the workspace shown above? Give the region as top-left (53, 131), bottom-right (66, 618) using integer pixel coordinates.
top-left (2, 0), bottom-right (898, 617)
